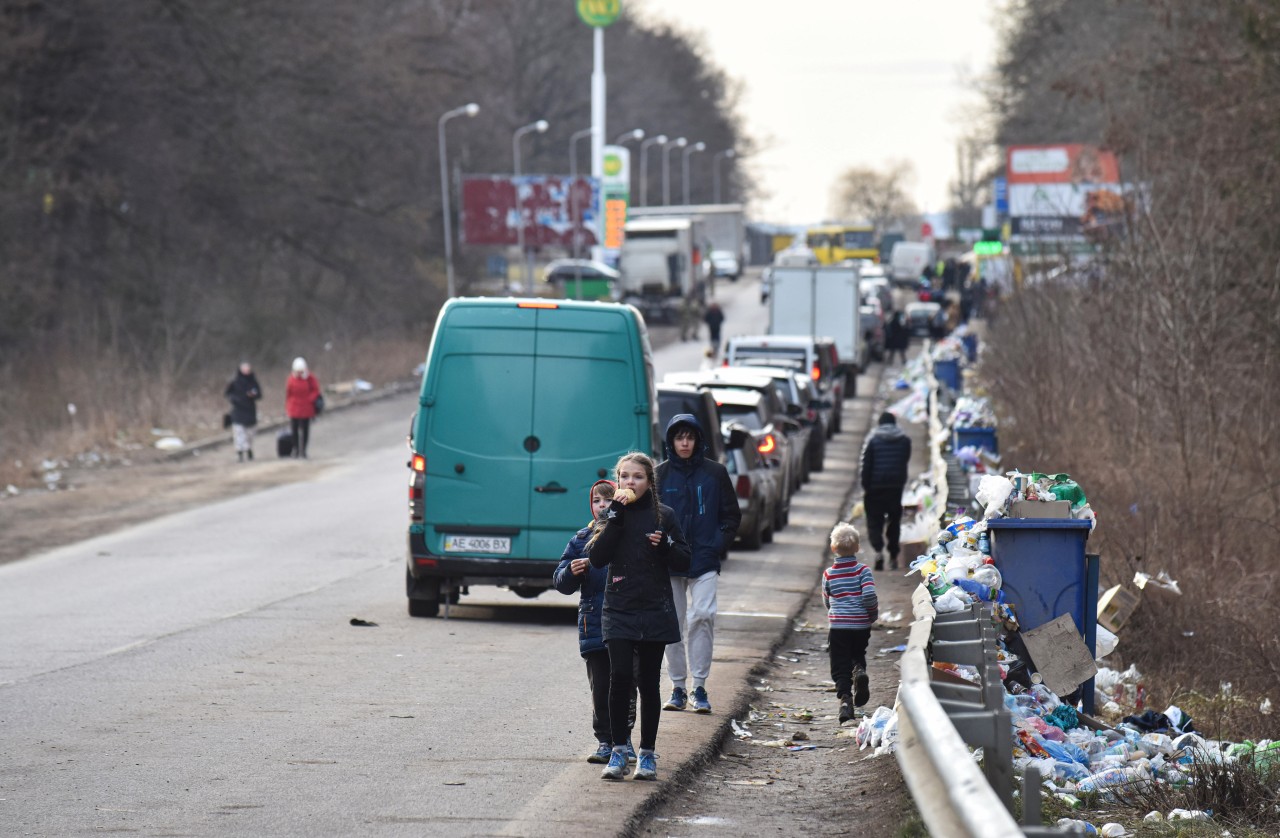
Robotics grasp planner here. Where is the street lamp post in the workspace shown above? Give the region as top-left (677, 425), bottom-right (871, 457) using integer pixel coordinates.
top-left (438, 102), bottom-right (480, 299)
top-left (713, 148), bottom-right (736, 204)
top-left (638, 134), bottom-right (667, 207)
top-left (568, 127), bottom-right (594, 299)
top-left (661, 137), bottom-right (687, 206)
top-left (613, 128), bottom-right (645, 146)
top-left (513, 119), bottom-right (549, 290)
top-left (681, 141), bottom-right (706, 205)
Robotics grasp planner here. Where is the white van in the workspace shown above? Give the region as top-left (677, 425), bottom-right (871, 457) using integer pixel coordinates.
top-left (889, 241), bottom-right (936, 285)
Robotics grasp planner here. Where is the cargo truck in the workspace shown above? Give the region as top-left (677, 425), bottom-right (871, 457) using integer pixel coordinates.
top-left (627, 204), bottom-right (746, 276)
top-left (766, 265), bottom-right (865, 392)
top-left (617, 216), bottom-right (710, 323)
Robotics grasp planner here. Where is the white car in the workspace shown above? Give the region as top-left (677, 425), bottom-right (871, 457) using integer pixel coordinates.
top-left (710, 250), bottom-right (742, 281)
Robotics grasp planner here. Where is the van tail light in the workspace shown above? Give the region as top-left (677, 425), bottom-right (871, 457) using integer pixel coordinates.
top-left (757, 434), bottom-right (777, 455)
top-left (811, 364), bottom-right (821, 382)
top-left (517, 301), bottom-right (559, 309)
top-left (806, 407), bottom-right (818, 423)
top-left (722, 358), bottom-right (729, 367)
top-left (736, 475), bottom-right (752, 499)
top-left (408, 456), bottom-right (426, 523)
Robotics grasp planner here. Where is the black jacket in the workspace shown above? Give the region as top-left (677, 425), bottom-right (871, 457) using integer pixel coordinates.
top-left (656, 414), bottom-right (741, 577)
top-left (224, 371), bottom-right (262, 427)
top-left (589, 497), bottom-right (691, 643)
top-left (860, 422), bottom-right (912, 490)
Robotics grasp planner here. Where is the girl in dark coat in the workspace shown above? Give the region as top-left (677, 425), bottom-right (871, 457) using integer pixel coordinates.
top-left (589, 452), bottom-right (691, 781)
top-left (224, 361), bottom-right (262, 462)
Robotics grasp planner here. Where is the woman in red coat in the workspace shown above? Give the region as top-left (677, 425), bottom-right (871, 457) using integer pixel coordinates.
top-left (285, 356), bottom-right (321, 458)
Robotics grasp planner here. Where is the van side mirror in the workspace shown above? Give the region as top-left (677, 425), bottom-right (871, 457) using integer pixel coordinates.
top-left (785, 403), bottom-right (803, 417)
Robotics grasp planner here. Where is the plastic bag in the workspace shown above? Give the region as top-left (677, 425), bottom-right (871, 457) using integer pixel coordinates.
top-left (975, 475), bottom-right (1015, 517)
top-left (1095, 623), bottom-right (1118, 659)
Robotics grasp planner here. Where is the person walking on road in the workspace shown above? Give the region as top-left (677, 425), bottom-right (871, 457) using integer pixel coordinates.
top-left (284, 357), bottom-right (321, 459)
top-left (823, 523), bottom-right (878, 723)
top-left (552, 480), bottom-right (637, 766)
top-left (588, 453), bottom-right (691, 782)
top-left (703, 301), bottom-right (725, 356)
top-left (656, 415), bottom-right (741, 715)
top-left (224, 361), bottom-right (262, 462)
top-left (883, 312), bottom-right (909, 366)
top-left (859, 411), bottom-right (912, 570)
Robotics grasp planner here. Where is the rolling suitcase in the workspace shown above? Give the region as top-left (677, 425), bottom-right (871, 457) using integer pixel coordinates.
top-left (276, 428), bottom-right (295, 458)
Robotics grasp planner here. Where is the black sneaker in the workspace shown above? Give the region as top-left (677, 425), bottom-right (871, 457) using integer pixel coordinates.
top-left (838, 695), bottom-right (854, 723)
top-left (854, 670), bottom-right (870, 707)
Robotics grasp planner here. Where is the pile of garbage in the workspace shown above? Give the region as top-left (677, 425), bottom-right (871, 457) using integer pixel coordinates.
top-left (1008, 669), bottom-right (1279, 834)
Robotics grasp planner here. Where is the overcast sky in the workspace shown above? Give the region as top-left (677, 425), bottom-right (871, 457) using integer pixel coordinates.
top-left (630, 0), bottom-right (1001, 225)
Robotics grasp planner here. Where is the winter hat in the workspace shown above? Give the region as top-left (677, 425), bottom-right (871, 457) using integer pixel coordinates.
top-left (878, 411), bottom-right (897, 425)
top-left (292, 357), bottom-right (307, 373)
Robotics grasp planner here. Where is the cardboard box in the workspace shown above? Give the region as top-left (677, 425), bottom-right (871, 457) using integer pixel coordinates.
top-left (1097, 584), bottom-right (1141, 633)
top-left (1009, 499), bottom-right (1072, 519)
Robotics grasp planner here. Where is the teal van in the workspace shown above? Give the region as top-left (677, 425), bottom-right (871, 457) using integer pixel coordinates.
top-left (406, 298), bottom-right (659, 617)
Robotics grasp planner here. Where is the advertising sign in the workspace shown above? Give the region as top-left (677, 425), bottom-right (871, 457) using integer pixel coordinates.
top-left (460, 176), bottom-right (600, 249)
top-left (1006, 144), bottom-right (1122, 240)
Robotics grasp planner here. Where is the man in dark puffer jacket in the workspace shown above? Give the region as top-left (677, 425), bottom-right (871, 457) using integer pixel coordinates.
top-left (860, 411), bottom-right (912, 570)
top-left (655, 414), bottom-right (740, 714)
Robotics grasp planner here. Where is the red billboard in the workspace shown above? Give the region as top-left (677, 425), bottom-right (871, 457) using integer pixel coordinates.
top-left (460, 176), bottom-right (599, 249)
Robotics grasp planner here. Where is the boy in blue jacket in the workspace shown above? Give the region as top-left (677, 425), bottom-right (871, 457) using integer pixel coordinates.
top-left (552, 480), bottom-right (635, 764)
top-left (656, 414), bottom-right (741, 714)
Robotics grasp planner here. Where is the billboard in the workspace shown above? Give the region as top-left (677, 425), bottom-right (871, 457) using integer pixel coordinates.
top-left (1006, 144), bottom-right (1123, 240)
top-left (460, 176), bottom-right (600, 249)
top-left (600, 144), bottom-right (630, 262)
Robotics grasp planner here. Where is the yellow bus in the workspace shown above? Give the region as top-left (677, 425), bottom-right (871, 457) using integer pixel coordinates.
top-left (805, 224), bottom-right (878, 265)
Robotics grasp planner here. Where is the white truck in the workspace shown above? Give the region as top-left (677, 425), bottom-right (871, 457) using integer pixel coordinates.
top-left (627, 204), bottom-right (745, 278)
top-left (889, 240), bottom-right (936, 285)
top-left (767, 265), bottom-right (865, 391)
top-left (617, 216), bottom-right (709, 323)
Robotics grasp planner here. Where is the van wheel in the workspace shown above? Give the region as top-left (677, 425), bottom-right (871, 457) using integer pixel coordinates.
top-left (761, 521), bottom-right (774, 544)
top-left (511, 586), bottom-right (545, 600)
top-left (408, 596), bottom-right (440, 618)
top-left (407, 569), bottom-right (442, 618)
top-left (740, 520), bottom-right (763, 551)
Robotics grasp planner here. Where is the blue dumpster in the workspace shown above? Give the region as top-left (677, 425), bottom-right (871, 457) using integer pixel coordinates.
top-left (987, 518), bottom-right (1098, 712)
top-left (960, 333), bottom-right (979, 362)
top-left (953, 426), bottom-right (999, 455)
top-left (934, 357), bottom-right (961, 392)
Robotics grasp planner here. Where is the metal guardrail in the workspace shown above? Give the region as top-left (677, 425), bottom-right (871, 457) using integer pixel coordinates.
top-left (895, 347), bottom-right (1069, 837)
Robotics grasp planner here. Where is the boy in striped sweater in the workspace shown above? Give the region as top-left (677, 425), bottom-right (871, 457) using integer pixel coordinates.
top-left (822, 522), bottom-right (879, 723)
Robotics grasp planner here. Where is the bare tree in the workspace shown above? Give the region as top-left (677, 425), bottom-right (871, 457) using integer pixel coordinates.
top-left (828, 161), bottom-right (918, 230)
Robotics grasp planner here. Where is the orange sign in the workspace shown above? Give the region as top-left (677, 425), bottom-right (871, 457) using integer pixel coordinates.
top-left (604, 198), bottom-right (627, 249)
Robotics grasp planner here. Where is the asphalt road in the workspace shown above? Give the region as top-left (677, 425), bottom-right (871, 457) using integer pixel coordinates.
top-left (0, 274), bottom-right (876, 837)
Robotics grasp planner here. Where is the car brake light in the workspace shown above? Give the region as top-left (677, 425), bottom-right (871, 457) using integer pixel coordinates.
top-left (806, 408), bottom-right (818, 422)
top-left (518, 301), bottom-right (559, 309)
top-left (736, 475), bottom-right (751, 499)
top-left (811, 364), bottom-right (821, 381)
top-left (411, 454), bottom-right (426, 472)
top-left (757, 434), bottom-right (776, 455)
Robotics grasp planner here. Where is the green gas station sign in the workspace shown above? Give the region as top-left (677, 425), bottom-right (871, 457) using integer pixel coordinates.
top-left (577, 0), bottom-right (620, 27)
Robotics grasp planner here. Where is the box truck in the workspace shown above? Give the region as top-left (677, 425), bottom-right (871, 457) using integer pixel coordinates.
top-left (766, 265), bottom-right (865, 391)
